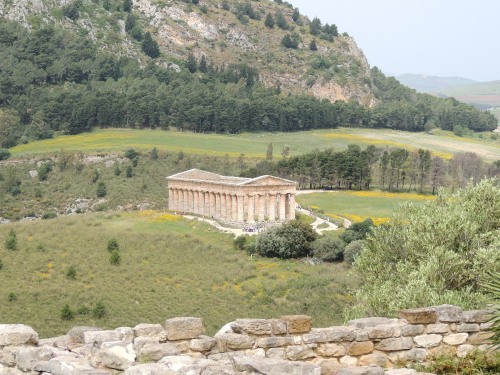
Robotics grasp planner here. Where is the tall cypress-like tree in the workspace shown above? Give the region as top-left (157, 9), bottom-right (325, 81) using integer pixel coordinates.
top-left (123, 0), bottom-right (132, 12)
top-left (141, 32), bottom-right (160, 58)
top-left (264, 13), bottom-right (275, 28)
top-left (187, 53), bottom-right (197, 73)
top-left (199, 55), bottom-right (208, 73)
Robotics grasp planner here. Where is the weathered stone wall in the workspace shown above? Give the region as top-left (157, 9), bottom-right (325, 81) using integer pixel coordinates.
top-left (0, 305), bottom-right (493, 375)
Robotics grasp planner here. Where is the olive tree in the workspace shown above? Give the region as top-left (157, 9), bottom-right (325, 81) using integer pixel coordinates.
top-left (349, 179), bottom-right (500, 318)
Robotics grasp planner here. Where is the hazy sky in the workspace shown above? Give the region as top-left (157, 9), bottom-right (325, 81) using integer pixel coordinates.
top-left (289, 0), bottom-right (500, 82)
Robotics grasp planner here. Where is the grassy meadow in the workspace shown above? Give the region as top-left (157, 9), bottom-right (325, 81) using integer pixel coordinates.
top-left (10, 127), bottom-right (500, 162)
top-left (296, 191), bottom-right (435, 225)
top-left (0, 211), bottom-right (357, 338)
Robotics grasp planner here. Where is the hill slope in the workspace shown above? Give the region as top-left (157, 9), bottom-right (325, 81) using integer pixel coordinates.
top-left (396, 73), bottom-right (477, 93)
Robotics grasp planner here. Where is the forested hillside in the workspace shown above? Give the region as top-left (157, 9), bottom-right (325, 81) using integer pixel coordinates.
top-left (0, 0), bottom-right (497, 150)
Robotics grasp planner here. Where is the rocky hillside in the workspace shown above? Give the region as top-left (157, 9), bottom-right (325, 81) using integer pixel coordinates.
top-left (0, 0), bottom-right (374, 105)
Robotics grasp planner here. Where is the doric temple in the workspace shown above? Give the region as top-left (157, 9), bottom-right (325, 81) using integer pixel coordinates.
top-left (167, 169), bottom-right (297, 226)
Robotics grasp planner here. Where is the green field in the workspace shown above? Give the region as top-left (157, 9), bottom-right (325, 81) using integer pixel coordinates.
top-left (0, 212), bottom-right (357, 337)
top-left (10, 127), bottom-right (500, 162)
top-left (296, 191), bottom-right (435, 225)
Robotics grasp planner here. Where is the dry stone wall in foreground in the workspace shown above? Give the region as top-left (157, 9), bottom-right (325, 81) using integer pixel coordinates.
top-left (0, 305), bottom-right (494, 375)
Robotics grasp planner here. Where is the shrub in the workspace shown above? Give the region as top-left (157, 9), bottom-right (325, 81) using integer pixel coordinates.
top-left (5, 229), bottom-right (17, 250)
top-left (126, 165), bottom-right (133, 178)
top-left (150, 147), bottom-right (158, 160)
top-left (0, 148), bottom-right (11, 160)
top-left (0, 258), bottom-right (3, 270)
top-left (77, 305), bottom-right (90, 315)
top-left (110, 249), bottom-right (121, 265)
top-left (61, 304), bottom-right (74, 320)
top-left (233, 235), bottom-right (247, 250)
top-left (482, 271), bottom-right (500, 349)
top-left (132, 157), bottom-right (138, 167)
top-left (93, 301), bottom-right (106, 318)
top-left (38, 162), bottom-right (53, 181)
top-left (96, 181), bottom-right (107, 197)
top-left (7, 292), bottom-right (17, 302)
top-left (114, 164), bottom-right (121, 176)
top-left (311, 235), bottom-right (345, 262)
top-left (107, 238), bottom-right (119, 252)
top-left (124, 148), bottom-right (139, 159)
top-left (66, 265), bottom-right (77, 280)
top-left (256, 220), bottom-right (317, 259)
top-left (344, 240), bottom-right (365, 265)
top-left (42, 211), bottom-right (57, 219)
top-left (62, 0), bottom-right (81, 20)
top-left (340, 218), bottom-right (373, 244)
top-left (414, 350), bottom-right (500, 375)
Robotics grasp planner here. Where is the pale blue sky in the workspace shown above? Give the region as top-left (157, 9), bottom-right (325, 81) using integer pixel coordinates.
top-left (289, 0), bottom-right (500, 82)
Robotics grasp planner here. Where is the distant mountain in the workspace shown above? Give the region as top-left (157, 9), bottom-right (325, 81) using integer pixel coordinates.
top-left (396, 74), bottom-right (477, 93)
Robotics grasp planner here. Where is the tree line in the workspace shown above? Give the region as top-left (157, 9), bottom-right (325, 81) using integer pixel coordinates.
top-left (0, 18), bottom-right (497, 149)
top-left (242, 145), bottom-right (500, 193)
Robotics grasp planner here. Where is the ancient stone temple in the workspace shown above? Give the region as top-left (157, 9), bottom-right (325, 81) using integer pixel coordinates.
top-left (167, 169), bottom-right (297, 226)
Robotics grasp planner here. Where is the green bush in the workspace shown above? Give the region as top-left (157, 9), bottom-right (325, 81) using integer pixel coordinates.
top-left (110, 249), bottom-right (121, 265)
top-left (124, 148), bottom-right (139, 159)
top-left (42, 211), bottom-right (57, 219)
top-left (114, 164), bottom-right (121, 176)
top-left (312, 235), bottom-right (345, 262)
top-left (415, 350), bottom-right (500, 375)
top-left (66, 265), bottom-right (77, 280)
top-left (344, 240), bottom-right (365, 265)
top-left (93, 301), bottom-right (106, 318)
top-left (350, 179), bottom-right (500, 318)
top-left (0, 148), bottom-right (11, 160)
top-left (7, 292), bottom-right (17, 302)
top-left (483, 271), bottom-right (500, 349)
top-left (256, 220), bottom-right (317, 259)
top-left (77, 305), bottom-right (90, 315)
top-left (61, 304), bottom-right (74, 320)
top-left (96, 181), bottom-right (107, 197)
top-left (233, 235), bottom-right (247, 250)
top-left (126, 165), bottom-right (133, 178)
top-left (150, 147), bottom-right (158, 160)
top-left (107, 238), bottom-right (119, 252)
top-left (0, 258), bottom-right (3, 270)
top-left (38, 162), bottom-right (53, 181)
top-left (5, 229), bottom-right (17, 250)
top-left (340, 218), bottom-right (373, 244)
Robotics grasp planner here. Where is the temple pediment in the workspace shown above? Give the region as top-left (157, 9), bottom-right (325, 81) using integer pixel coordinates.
top-left (241, 175), bottom-right (296, 187)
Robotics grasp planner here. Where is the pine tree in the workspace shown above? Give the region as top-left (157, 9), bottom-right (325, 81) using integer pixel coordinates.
top-left (292, 7), bottom-right (300, 22)
top-left (141, 32), bottom-right (160, 58)
top-left (275, 11), bottom-right (288, 29)
top-left (309, 38), bottom-right (317, 51)
top-left (264, 13), bottom-right (275, 28)
top-left (199, 55), bottom-right (208, 73)
top-left (123, 0), bottom-right (132, 12)
top-left (187, 53), bottom-right (197, 73)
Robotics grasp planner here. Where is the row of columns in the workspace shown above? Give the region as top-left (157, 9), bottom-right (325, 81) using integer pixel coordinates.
top-left (168, 188), bottom-right (295, 223)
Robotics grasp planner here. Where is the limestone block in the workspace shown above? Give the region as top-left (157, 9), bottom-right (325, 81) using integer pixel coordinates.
top-left (358, 352), bottom-right (388, 367)
top-left (0, 325), bottom-right (38, 346)
top-left (348, 317), bottom-right (399, 329)
top-left (160, 355), bottom-right (234, 374)
top-left (457, 344), bottom-right (475, 358)
top-left (385, 369), bottom-right (418, 375)
top-left (99, 342), bottom-right (136, 370)
top-left (480, 322), bottom-right (493, 331)
top-left (133, 324), bottom-right (166, 341)
top-left (399, 307), bottom-right (437, 324)
top-left (164, 317), bottom-right (204, 341)
top-left (16, 347), bottom-right (56, 372)
top-left (39, 335), bottom-right (72, 349)
top-left (174, 340), bottom-right (189, 353)
top-left (468, 331), bottom-right (494, 345)
top-left (266, 347), bottom-right (287, 360)
top-left (231, 319), bottom-right (272, 335)
top-left (367, 326), bottom-right (393, 339)
top-left (217, 333), bottom-right (255, 350)
top-left (325, 326), bottom-right (357, 342)
top-left (413, 334), bottom-right (442, 348)
top-left (232, 355), bottom-right (321, 375)
top-left (0, 364), bottom-right (25, 375)
top-left (375, 337), bottom-right (413, 352)
top-left (402, 324), bottom-right (424, 337)
top-left (39, 355), bottom-right (106, 375)
top-left (285, 344), bottom-right (317, 361)
top-left (115, 327), bottom-right (134, 343)
top-left (269, 319), bottom-right (288, 335)
top-left (442, 333), bottom-right (468, 346)
top-left (356, 331), bottom-right (369, 341)
top-left (387, 348), bottom-right (427, 363)
top-left (338, 367), bottom-right (384, 375)
top-left (246, 348), bottom-right (265, 357)
top-left (426, 323), bottom-right (449, 334)
top-left (281, 315), bottom-right (312, 334)
top-left (316, 343), bottom-right (346, 357)
top-left (137, 342), bottom-right (180, 361)
top-left (462, 310), bottom-right (490, 323)
top-left (67, 326), bottom-right (102, 344)
top-left (0, 346), bottom-right (18, 366)
top-left (256, 336), bottom-right (295, 348)
top-left (133, 336), bottom-right (158, 352)
top-left (313, 358), bottom-right (340, 375)
top-left (456, 323), bottom-right (480, 333)
top-left (428, 345), bottom-right (456, 358)
top-left (347, 341), bottom-right (374, 356)
top-left (123, 363), bottom-right (176, 375)
top-left (338, 355), bottom-right (358, 366)
top-left (302, 329), bottom-right (328, 344)
top-left (432, 305), bottom-right (463, 323)
top-left (83, 330), bottom-right (122, 347)
top-left (189, 336), bottom-right (217, 352)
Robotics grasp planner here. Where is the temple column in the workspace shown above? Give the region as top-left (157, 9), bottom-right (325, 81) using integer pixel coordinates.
top-left (200, 191), bottom-right (206, 216)
top-left (193, 191), bottom-right (199, 214)
top-left (286, 193), bottom-right (296, 220)
top-left (204, 191), bottom-right (210, 217)
top-left (207, 192), bottom-right (214, 218)
top-left (279, 193), bottom-right (286, 220)
top-left (231, 195), bottom-right (238, 221)
top-left (247, 195), bottom-right (255, 223)
top-left (268, 193), bottom-right (276, 222)
top-left (215, 193), bottom-right (221, 219)
top-left (168, 188), bottom-right (173, 210)
top-left (258, 194), bottom-right (265, 222)
top-left (178, 189), bottom-right (184, 211)
top-left (237, 195), bottom-right (244, 222)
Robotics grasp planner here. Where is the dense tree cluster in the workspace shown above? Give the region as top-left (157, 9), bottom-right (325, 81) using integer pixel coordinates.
top-left (0, 19), bottom-right (496, 149)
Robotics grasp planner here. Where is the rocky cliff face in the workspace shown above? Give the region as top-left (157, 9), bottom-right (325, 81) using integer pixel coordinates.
top-left (0, 0), bottom-right (375, 104)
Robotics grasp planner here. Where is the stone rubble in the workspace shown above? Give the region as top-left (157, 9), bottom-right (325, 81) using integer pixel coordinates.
top-left (0, 306), bottom-right (494, 375)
